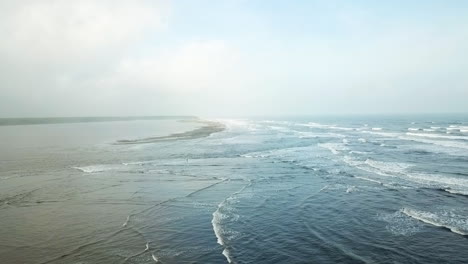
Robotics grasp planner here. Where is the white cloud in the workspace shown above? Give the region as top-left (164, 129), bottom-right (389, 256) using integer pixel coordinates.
top-left (0, 0), bottom-right (168, 65)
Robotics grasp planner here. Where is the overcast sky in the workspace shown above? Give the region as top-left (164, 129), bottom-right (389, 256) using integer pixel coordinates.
top-left (0, 0), bottom-right (467, 117)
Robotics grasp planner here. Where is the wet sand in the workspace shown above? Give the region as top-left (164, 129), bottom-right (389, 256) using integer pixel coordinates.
top-left (115, 120), bottom-right (225, 144)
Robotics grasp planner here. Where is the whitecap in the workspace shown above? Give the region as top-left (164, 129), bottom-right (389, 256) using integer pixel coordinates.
top-left (72, 165), bottom-right (113, 173)
top-left (402, 208), bottom-right (468, 236)
top-left (406, 132), bottom-right (467, 141)
top-left (399, 136), bottom-right (468, 150)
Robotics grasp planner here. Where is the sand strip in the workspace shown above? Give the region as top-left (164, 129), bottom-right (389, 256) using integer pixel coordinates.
top-left (115, 120), bottom-right (225, 144)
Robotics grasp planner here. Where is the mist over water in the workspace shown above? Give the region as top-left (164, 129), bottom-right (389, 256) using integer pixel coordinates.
top-left (1, 115), bottom-right (468, 263)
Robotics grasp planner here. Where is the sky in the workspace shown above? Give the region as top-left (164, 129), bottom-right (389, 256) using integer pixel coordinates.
top-left (0, 0), bottom-right (467, 117)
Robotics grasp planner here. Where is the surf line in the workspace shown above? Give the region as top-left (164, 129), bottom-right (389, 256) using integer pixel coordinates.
top-left (211, 181), bottom-right (252, 263)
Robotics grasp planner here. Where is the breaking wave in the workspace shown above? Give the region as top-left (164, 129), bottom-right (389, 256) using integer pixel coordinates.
top-left (402, 208), bottom-right (468, 236)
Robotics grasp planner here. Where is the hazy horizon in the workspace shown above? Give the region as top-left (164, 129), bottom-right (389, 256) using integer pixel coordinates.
top-left (1, 1), bottom-right (467, 117)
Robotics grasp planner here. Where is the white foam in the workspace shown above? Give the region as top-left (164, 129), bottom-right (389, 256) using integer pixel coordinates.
top-left (240, 152), bottom-right (268, 159)
top-left (408, 128), bottom-right (421, 131)
top-left (358, 138), bottom-right (367, 143)
top-left (354, 176), bottom-right (383, 185)
top-left (151, 253), bottom-right (159, 263)
top-left (296, 132), bottom-right (345, 139)
top-left (444, 189), bottom-right (468, 196)
top-left (402, 208), bottom-right (468, 236)
top-left (405, 172), bottom-right (468, 190)
top-left (319, 185), bottom-right (329, 192)
top-left (362, 130), bottom-right (399, 138)
top-left (298, 122), bottom-right (355, 131)
top-left (406, 132), bottom-right (467, 141)
top-left (329, 126), bottom-right (355, 131)
top-left (318, 143), bottom-right (348, 155)
top-left (298, 122), bottom-right (331, 129)
top-left (122, 215), bottom-right (130, 227)
top-left (212, 184), bottom-right (250, 263)
top-left (348, 150), bottom-right (372, 155)
top-left (378, 211), bottom-right (422, 236)
top-left (345, 155), bottom-right (468, 192)
top-left (72, 165), bottom-right (113, 173)
top-left (364, 159), bottom-right (412, 175)
top-left (372, 127), bottom-right (382, 131)
top-left (399, 136), bottom-right (468, 150)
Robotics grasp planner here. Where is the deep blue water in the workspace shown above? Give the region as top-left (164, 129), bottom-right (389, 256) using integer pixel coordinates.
top-left (1, 115), bottom-right (468, 263)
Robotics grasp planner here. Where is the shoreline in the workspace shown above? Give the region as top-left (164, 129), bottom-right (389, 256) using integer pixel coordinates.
top-left (115, 119), bottom-right (225, 144)
top-left (0, 116), bottom-right (197, 126)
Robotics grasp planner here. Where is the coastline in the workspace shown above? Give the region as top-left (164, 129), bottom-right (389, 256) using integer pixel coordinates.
top-left (115, 119), bottom-right (225, 144)
top-left (0, 116), bottom-right (197, 126)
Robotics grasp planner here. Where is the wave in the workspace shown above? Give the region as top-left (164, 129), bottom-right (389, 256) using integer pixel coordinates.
top-left (446, 125), bottom-right (468, 133)
top-left (298, 122), bottom-right (330, 129)
top-left (362, 130), bottom-right (399, 138)
top-left (348, 150), bottom-right (372, 155)
top-left (72, 165), bottom-right (114, 173)
top-left (372, 127), bottom-right (382, 131)
top-left (399, 136), bottom-right (468, 150)
top-left (406, 132), bottom-right (467, 141)
top-left (318, 143), bottom-right (348, 155)
top-left (296, 131), bottom-right (346, 139)
top-left (151, 253), bottom-right (160, 263)
top-left (343, 156), bottom-right (396, 180)
top-left (378, 210), bottom-right (422, 236)
top-left (402, 208), bottom-right (468, 236)
top-left (346, 186), bottom-right (357, 193)
top-left (212, 183), bottom-right (251, 263)
top-left (354, 176), bottom-right (383, 185)
top-left (344, 156), bottom-right (468, 193)
top-left (405, 172), bottom-right (468, 190)
top-left (122, 215), bottom-right (130, 227)
top-left (364, 159), bottom-right (412, 175)
top-left (298, 122), bottom-right (356, 131)
top-left (444, 188), bottom-right (468, 196)
top-left (408, 128), bottom-right (422, 131)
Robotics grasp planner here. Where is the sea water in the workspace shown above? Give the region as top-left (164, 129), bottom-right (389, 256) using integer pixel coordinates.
top-left (1, 115), bottom-right (467, 263)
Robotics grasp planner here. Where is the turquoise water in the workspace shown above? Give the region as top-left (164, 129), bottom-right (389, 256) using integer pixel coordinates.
top-left (1, 115), bottom-right (468, 263)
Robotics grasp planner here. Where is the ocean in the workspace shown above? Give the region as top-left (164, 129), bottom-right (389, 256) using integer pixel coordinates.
top-left (1, 115), bottom-right (467, 263)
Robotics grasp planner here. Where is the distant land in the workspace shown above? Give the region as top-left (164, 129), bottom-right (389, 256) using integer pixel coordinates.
top-left (0, 116), bottom-right (197, 126)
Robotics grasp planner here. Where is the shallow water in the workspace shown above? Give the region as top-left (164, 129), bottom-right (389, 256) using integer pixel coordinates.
top-left (1, 115), bottom-right (468, 263)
